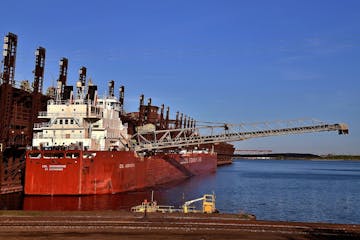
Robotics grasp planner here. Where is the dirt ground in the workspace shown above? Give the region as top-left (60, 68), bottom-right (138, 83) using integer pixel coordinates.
top-left (0, 211), bottom-right (359, 240)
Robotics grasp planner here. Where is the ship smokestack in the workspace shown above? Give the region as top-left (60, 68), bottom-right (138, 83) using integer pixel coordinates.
top-left (108, 80), bottom-right (115, 97)
top-left (1, 32), bottom-right (17, 85)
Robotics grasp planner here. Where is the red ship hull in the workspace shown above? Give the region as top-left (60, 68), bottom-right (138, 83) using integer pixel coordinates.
top-left (24, 150), bottom-right (217, 195)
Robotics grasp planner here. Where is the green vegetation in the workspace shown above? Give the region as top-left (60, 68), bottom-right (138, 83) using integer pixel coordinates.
top-left (234, 153), bottom-right (360, 160)
top-left (321, 155), bottom-right (360, 160)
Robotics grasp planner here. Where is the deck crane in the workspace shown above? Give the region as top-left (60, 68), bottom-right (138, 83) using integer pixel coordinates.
top-left (129, 119), bottom-right (348, 152)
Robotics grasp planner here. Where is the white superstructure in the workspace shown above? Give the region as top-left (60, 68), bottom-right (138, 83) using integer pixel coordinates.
top-left (33, 97), bottom-right (129, 151)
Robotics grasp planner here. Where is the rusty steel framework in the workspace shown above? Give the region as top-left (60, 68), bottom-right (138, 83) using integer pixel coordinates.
top-left (129, 119), bottom-right (349, 152)
top-left (0, 33), bottom-right (50, 194)
top-left (56, 57), bottom-right (68, 100)
top-left (0, 33), bottom-right (18, 146)
top-left (33, 47), bottom-right (46, 93)
top-left (1, 33), bottom-right (17, 86)
top-left (77, 66), bottom-right (87, 99)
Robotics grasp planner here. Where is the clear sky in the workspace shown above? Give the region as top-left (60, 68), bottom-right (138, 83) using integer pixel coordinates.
top-left (1, 0), bottom-right (359, 154)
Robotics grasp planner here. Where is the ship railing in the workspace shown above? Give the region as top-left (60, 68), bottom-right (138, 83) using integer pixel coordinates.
top-left (33, 133), bottom-right (86, 139)
top-left (34, 122), bottom-right (50, 128)
top-left (47, 99), bottom-right (95, 106)
top-left (37, 111), bottom-right (100, 118)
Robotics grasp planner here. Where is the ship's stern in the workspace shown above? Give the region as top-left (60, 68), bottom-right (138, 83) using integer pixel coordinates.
top-left (25, 150), bottom-right (82, 195)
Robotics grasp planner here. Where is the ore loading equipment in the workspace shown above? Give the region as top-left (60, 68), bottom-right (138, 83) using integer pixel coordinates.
top-left (0, 33), bottom-right (50, 194)
top-left (128, 119), bottom-right (348, 153)
top-left (0, 32), bottom-right (349, 195)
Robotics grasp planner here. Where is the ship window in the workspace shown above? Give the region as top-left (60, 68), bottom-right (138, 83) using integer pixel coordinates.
top-left (66, 152), bottom-right (79, 159)
top-left (65, 119), bottom-right (69, 124)
top-left (59, 119), bottom-right (63, 124)
top-left (54, 120), bottom-right (57, 124)
top-left (70, 120), bottom-right (74, 124)
top-left (62, 109), bottom-right (64, 111)
top-left (44, 153), bottom-right (64, 159)
top-left (45, 131), bottom-right (48, 133)
top-left (29, 152), bottom-right (41, 158)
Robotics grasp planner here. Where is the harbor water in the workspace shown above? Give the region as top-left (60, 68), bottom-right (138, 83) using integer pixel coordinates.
top-left (1, 159), bottom-right (360, 224)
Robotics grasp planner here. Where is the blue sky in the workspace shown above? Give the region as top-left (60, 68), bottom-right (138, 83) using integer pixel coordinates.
top-left (1, 0), bottom-right (359, 154)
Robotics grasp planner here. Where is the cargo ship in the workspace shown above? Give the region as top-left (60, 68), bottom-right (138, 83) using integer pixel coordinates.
top-left (3, 32), bottom-right (347, 196)
top-left (0, 32), bottom-right (226, 195)
top-left (24, 79), bottom-right (217, 195)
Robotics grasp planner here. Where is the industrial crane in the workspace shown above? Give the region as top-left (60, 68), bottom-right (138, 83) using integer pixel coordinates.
top-left (129, 119), bottom-right (348, 152)
top-left (182, 193), bottom-right (217, 214)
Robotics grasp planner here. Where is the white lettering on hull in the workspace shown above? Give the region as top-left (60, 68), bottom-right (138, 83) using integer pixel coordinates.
top-left (119, 163), bottom-right (135, 169)
top-left (42, 164), bottom-right (67, 171)
top-left (180, 157), bottom-right (202, 164)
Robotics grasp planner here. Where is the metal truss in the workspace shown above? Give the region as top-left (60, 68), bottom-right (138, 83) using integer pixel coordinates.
top-left (129, 119), bottom-right (348, 152)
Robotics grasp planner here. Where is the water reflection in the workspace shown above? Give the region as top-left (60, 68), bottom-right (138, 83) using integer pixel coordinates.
top-left (0, 192), bottom-right (23, 210)
top-left (22, 174), bottom-right (217, 211)
top-left (1, 160), bottom-right (360, 224)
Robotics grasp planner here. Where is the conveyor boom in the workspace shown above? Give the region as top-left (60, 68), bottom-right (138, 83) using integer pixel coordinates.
top-left (129, 119), bottom-right (348, 152)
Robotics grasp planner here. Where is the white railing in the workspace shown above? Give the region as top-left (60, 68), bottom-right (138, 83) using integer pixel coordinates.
top-left (37, 111), bottom-right (101, 118)
top-left (33, 133), bottom-right (86, 139)
top-left (34, 122), bottom-right (50, 128)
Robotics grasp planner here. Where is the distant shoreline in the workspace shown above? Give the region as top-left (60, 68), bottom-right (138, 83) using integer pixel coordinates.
top-left (233, 153), bottom-right (360, 161)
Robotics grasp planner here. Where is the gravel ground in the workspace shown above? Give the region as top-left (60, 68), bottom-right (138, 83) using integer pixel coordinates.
top-left (0, 211), bottom-right (359, 240)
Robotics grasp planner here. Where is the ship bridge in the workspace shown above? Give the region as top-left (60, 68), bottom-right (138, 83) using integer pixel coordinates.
top-left (128, 119), bottom-right (348, 152)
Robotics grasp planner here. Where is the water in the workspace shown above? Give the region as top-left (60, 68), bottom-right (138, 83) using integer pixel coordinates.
top-left (1, 159), bottom-right (360, 224)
